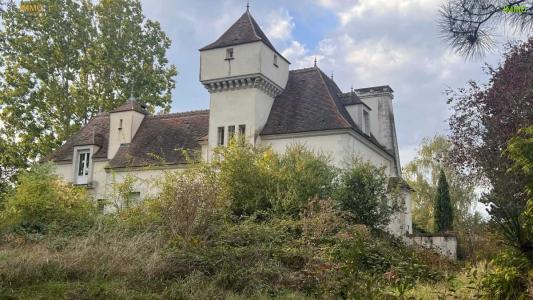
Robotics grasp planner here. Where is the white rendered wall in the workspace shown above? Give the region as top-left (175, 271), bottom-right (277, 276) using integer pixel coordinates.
top-left (200, 42), bottom-right (261, 82)
top-left (200, 42), bottom-right (289, 89)
top-left (345, 104), bottom-right (363, 129)
top-left (207, 88), bottom-right (274, 158)
top-left (262, 131), bottom-right (395, 175)
top-left (108, 110), bottom-right (145, 159)
top-left (258, 44), bottom-right (289, 89)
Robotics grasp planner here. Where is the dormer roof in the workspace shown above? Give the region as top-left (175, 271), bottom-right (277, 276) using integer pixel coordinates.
top-left (110, 99), bottom-right (149, 115)
top-left (199, 10), bottom-right (289, 63)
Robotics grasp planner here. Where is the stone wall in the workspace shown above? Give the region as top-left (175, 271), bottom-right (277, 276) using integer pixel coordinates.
top-left (406, 234), bottom-right (458, 260)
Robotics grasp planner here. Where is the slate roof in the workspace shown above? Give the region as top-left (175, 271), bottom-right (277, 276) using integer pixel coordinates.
top-left (108, 111), bottom-right (209, 168)
top-left (48, 113), bottom-right (110, 162)
top-left (261, 67), bottom-right (392, 156)
top-left (199, 10), bottom-right (289, 63)
top-left (49, 110), bottom-right (209, 168)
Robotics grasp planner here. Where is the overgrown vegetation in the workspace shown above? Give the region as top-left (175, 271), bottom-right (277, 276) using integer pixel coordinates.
top-left (0, 143), bottom-right (457, 299)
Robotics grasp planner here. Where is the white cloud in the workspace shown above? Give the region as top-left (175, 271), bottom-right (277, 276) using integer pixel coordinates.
top-left (264, 8), bottom-right (295, 42)
top-left (318, 0), bottom-right (438, 26)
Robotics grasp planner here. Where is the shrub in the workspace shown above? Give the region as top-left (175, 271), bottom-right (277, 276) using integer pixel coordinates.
top-left (275, 145), bottom-right (336, 216)
top-left (155, 163), bottom-right (223, 240)
top-left (0, 163), bottom-right (96, 234)
top-left (213, 141), bottom-right (278, 217)
top-left (333, 157), bottom-right (398, 228)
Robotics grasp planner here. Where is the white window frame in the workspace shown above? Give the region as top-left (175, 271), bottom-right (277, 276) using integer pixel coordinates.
top-left (74, 148), bottom-right (91, 185)
top-left (217, 126), bottom-right (225, 146)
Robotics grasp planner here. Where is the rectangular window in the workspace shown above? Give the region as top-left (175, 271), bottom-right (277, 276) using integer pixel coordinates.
top-left (273, 54), bottom-right (278, 67)
top-left (226, 48), bottom-right (234, 59)
top-left (76, 149), bottom-right (90, 184)
top-left (363, 110), bottom-right (370, 134)
top-left (228, 125), bottom-right (235, 141)
top-left (238, 124), bottom-right (246, 136)
top-left (217, 126), bottom-right (225, 145)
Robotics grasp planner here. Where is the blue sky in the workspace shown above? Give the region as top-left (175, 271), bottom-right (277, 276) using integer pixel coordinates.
top-left (139, 0), bottom-right (523, 166)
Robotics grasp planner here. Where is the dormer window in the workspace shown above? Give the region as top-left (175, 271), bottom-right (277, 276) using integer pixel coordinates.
top-left (225, 48), bottom-right (234, 60)
top-left (363, 110), bottom-right (370, 134)
top-left (273, 54), bottom-right (278, 67)
top-left (75, 148), bottom-right (91, 185)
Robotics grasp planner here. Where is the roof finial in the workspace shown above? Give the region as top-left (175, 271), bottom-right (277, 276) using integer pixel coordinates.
top-left (128, 80), bottom-right (136, 102)
top-left (331, 72), bottom-right (334, 80)
top-left (246, 0), bottom-right (250, 11)
top-left (350, 85), bottom-right (354, 93)
top-left (314, 56), bottom-right (317, 67)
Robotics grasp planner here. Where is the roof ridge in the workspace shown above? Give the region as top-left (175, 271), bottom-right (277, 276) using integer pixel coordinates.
top-left (148, 109), bottom-right (209, 119)
top-left (289, 67), bottom-right (317, 74)
top-left (314, 68), bottom-right (352, 129)
top-left (246, 10), bottom-right (261, 41)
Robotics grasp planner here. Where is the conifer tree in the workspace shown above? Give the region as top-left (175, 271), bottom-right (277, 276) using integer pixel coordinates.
top-left (434, 170), bottom-right (453, 232)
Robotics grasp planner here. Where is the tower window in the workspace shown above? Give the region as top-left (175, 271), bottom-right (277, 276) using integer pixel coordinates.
top-left (119, 119), bottom-right (123, 130)
top-left (225, 48), bottom-right (234, 60)
top-left (217, 126), bottom-right (225, 145)
top-left (273, 54), bottom-right (278, 67)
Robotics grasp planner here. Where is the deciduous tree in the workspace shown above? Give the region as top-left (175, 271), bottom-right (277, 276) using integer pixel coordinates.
top-left (0, 0), bottom-right (177, 178)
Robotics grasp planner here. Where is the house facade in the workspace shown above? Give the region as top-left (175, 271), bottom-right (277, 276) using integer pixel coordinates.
top-left (49, 9), bottom-right (412, 236)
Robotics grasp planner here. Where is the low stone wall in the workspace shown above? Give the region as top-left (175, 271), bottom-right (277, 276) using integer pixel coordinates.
top-left (406, 233), bottom-right (458, 260)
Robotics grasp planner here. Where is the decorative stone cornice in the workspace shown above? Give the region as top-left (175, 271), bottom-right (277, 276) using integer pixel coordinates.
top-left (202, 74), bottom-right (283, 97)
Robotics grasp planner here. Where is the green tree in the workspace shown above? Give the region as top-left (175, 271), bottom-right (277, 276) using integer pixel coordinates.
top-left (333, 157), bottom-right (397, 229)
top-left (434, 170), bottom-right (453, 232)
top-left (0, 0), bottom-right (176, 177)
top-left (404, 135), bottom-right (477, 232)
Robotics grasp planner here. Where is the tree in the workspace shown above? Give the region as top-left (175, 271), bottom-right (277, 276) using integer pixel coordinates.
top-left (447, 38), bottom-right (533, 223)
top-left (404, 135), bottom-right (477, 232)
top-left (333, 157), bottom-right (398, 229)
top-left (434, 170), bottom-right (454, 232)
top-left (0, 0), bottom-right (177, 178)
top-left (439, 0), bottom-right (533, 58)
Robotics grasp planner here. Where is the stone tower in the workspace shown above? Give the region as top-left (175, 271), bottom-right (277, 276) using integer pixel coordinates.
top-left (199, 9), bottom-right (290, 158)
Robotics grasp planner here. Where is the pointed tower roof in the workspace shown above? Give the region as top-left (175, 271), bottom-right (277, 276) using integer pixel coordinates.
top-left (200, 10), bottom-right (288, 62)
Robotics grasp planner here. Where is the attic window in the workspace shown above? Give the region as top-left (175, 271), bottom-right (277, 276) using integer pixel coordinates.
top-left (119, 119), bottom-right (123, 130)
top-left (273, 54), bottom-right (278, 67)
top-left (363, 110), bottom-right (370, 134)
top-left (225, 48), bottom-right (234, 60)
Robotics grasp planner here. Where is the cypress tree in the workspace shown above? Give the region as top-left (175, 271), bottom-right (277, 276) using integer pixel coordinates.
top-left (434, 170), bottom-right (453, 232)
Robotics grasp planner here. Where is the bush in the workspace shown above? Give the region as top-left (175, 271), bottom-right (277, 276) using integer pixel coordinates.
top-left (155, 163), bottom-right (223, 240)
top-left (274, 145), bottom-right (336, 216)
top-left (0, 163), bottom-right (96, 235)
top-left (214, 142), bottom-right (278, 217)
top-left (333, 157), bottom-right (398, 229)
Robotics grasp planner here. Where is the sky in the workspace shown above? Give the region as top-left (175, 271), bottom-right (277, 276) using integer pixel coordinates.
top-left (138, 0), bottom-right (524, 166)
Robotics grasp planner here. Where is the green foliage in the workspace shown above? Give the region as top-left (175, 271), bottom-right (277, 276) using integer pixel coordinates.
top-left (434, 170), bottom-right (453, 232)
top-left (273, 144), bottom-right (336, 216)
top-left (479, 250), bottom-right (532, 300)
top-left (0, 0), bottom-right (177, 174)
top-left (0, 163), bottom-right (96, 234)
top-left (214, 142), bottom-right (336, 218)
top-left (333, 156), bottom-right (397, 228)
top-left (213, 142), bottom-right (277, 217)
top-left (404, 135), bottom-right (477, 233)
